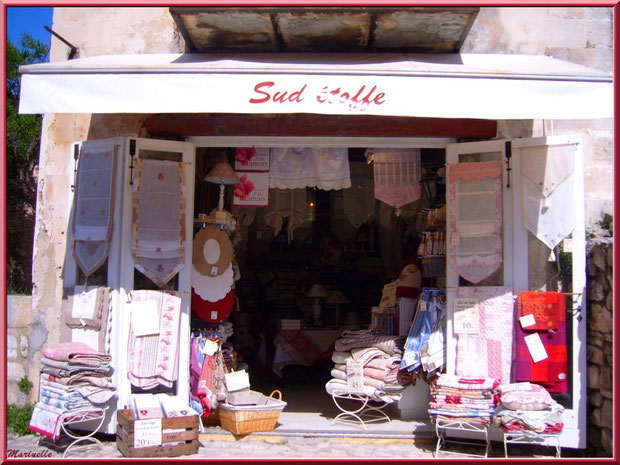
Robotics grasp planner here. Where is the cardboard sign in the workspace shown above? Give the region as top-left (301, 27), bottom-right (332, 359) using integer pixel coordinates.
top-left (379, 281), bottom-right (398, 308)
top-left (224, 370), bottom-right (251, 392)
top-left (454, 297), bottom-right (479, 335)
top-left (134, 418), bottom-right (162, 448)
top-left (233, 171), bottom-right (269, 207)
top-left (234, 147), bottom-right (270, 172)
top-left (346, 360), bottom-right (365, 394)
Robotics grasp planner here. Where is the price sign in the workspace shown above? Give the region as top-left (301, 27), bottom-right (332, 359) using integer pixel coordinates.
top-left (346, 360), bottom-right (365, 394)
top-left (454, 297), bottom-right (479, 334)
top-left (134, 418), bottom-right (162, 448)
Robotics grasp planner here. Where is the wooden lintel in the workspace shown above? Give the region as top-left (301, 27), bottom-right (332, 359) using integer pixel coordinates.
top-left (144, 113), bottom-right (497, 140)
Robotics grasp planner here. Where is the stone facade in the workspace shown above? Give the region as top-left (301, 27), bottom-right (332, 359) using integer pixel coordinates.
top-left (7, 295), bottom-right (34, 405)
top-left (586, 237), bottom-right (613, 456)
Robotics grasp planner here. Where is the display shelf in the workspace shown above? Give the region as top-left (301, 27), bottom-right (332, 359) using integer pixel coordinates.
top-left (330, 392), bottom-right (392, 430)
top-left (503, 430), bottom-right (561, 458)
top-left (433, 417), bottom-right (491, 458)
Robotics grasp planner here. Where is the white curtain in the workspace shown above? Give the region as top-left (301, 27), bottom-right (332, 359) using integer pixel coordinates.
top-left (269, 147), bottom-right (351, 190)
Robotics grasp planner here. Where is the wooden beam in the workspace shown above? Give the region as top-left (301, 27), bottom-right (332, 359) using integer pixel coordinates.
top-left (144, 113), bottom-right (496, 139)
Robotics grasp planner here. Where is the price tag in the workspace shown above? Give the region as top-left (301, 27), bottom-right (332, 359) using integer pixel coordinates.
top-left (519, 313), bottom-right (537, 329)
top-left (211, 311), bottom-right (218, 321)
top-left (201, 339), bottom-right (219, 356)
top-left (524, 333), bottom-right (548, 363)
top-left (130, 300), bottom-right (160, 336)
top-left (346, 360), bottom-right (365, 394)
top-left (134, 418), bottom-right (162, 448)
top-left (224, 370), bottom-right (250, 392)
top-left (419, 300), bottom-right (427, 312)
top-left (210, 266), bottom-right (218, 276)
top-left (454, 297), bottom-right (479, 334)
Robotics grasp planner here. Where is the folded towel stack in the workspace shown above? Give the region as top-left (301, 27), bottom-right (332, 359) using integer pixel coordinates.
top-left (428, 373), bottom-right (500, 427)
top-left (493, 382), bottom-right (564, 434)
top-left (29, 342), bottom-right (116, 440)
top-left (325, 330), bottom-right (410, 403)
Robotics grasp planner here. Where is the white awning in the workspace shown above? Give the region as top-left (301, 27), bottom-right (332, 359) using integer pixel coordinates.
top-left (19, 53), bottom-right (613, 119)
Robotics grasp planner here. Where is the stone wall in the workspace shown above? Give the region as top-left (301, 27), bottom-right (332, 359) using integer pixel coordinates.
top-left (586, 237), bottom-right (613, 456)
top-left (7, 295), bottom-right (34, 405)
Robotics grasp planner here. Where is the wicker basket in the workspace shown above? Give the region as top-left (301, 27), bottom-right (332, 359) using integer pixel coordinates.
top-left (218, 390), bottom-right (286, 435)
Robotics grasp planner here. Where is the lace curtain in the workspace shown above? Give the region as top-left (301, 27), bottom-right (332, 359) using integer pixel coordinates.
top-left (269, 147), bottom-right (351, 190)
top-left (448, 161), bottom-right (503, 284)
top-left (373, 148), bottom-right (421, 215)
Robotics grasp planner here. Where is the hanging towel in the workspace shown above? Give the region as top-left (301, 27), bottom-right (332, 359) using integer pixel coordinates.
top-left (132, 158), bottom-right (186, 287)
top-left (448, 161), bottom-right (503, 284)
top-left (520, 144), bottom-right (576, 250)
top-left (515, 292), bottom-right (568, 393)
top-left (454, 287), bottom-right (514, 384)
top-left (72, 140), bottom-right (119, 276)
top-left (269, 147), bottom-right (351, 190)
top-left (373, 148), bottom-right (421, 214)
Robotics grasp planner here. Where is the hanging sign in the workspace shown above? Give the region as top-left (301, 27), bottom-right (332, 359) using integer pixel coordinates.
top-left (346, 360), bottom-right (365, 394)
top-left (454, 297), bottom-right (480, 334)
top-left (134, 418), bottom-right (162, 448)
top-left (234, 147), bottom-right (270, 172)
top-left (233, 171), bottom-right (269, 207)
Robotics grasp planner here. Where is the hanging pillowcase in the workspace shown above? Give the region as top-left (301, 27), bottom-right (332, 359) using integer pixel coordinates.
top-left (132, 158), bottom-right (185, 287)
top-left (343, 162), bottom-right (375, 228)
top-left (373, 148), bottom-right (421, 215)
top-left (520, 144), bottom-right (576, 250)
top-left (72, 140), bottom-right (119, 276)
top-left (269, 147), bottom-right (351, 190)
top-left (448, 161), bottom-right (503, 284)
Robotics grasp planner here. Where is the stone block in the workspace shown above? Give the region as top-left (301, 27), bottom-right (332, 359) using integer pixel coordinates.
top-left (7, 361), bottom-right (25, 383)
top-left (587, 345), bottom-right (605, 365)
top-left (606, 245), bottom-right (613, 267)
top-left (591, 407), bottom-right (602, 427)
top-left (7, 295), bottom-right (33, 328)
top-left (587, 261), bottom-right (598, 279)
top-left (600, 389), bottom-right (613, 399)
top-left (588, 333), bottom-right (604, 347)
top-left (19, 335), bottom-right (28, 358)
top-left (588, 390), bottom-right (603, 406)
top-left (592, 245), bottom-right (607, 271)
top-left (588, 280), bottom-right (606, 302)
top-left (605, 291), bottom-right (613, 312)
top-left (7, 333), bottom-right (18, 360)
top-left (588, 365), bottom-right (601, 389)
top-left (601, 400), bottom-right (613, 429)
top-left (604, 333), bottom-right (613, 343)
top-left (600, 366), bottom-right (612, 390)
top-left (589, 303), bottom-right (612, 333)
top-left (601, 427), bottom-right (613, 456)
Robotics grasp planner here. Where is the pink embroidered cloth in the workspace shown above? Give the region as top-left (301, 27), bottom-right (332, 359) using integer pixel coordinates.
top-left (43, 342), bottom-right (111, 366)
top-left (127, 290), bottom-right (181, 389)
top-left (448, 161), bottom-right (503, 283)
top-left (455, 287), bottom-right (514, 384)
top-left (373, 148), bottom-right (421, 213)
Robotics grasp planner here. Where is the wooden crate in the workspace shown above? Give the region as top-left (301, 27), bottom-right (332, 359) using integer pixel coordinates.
top-left (116, 409), bottom-right (200, 458)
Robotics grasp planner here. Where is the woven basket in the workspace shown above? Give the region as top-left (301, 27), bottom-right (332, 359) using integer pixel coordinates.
top-left (218, 390), bottom-right (286, 435)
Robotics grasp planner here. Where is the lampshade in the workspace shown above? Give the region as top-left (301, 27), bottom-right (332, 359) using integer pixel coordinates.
top-left (327, 290), bottom-right (349, 305)
top-left (307, 284), bottom-right (328, 298)
top-left (204, 162), bottom-right (240, 185)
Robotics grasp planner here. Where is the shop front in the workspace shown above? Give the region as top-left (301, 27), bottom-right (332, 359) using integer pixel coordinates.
top-left (19, 40), bottom-right (612, 452)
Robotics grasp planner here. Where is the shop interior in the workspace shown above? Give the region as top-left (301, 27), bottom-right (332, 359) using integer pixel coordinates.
top-left (189, 146), bottom-right (448, 430)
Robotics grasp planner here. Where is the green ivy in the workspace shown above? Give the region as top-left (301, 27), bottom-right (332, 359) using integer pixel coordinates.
top-left (6, 404), bottom-right (34, 436)
top-left (18, 375), bottom-right (33, 395)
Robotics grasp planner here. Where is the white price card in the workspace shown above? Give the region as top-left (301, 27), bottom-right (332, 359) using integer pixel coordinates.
top-left (134, 418), bottom-right (162, 448)
top-left (346, 360), bottom-right (365, 394)
top-left (524, 333), bottom-right (549, 363)
top-left (519, 313), bottom-right (537, 329)
top-left (130, 300), bottom-right (160, 336)
top-left (201, 339), bottom-right (219, 356)
top-left (224, 370), bottom-right (250, 392)
top-left (454, 297), bottom-right (479, 335)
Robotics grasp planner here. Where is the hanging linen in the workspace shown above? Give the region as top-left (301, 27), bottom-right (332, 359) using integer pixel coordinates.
top-left (448, 161), bottom-right (503, 284)
top-left (454, 286), bottom-right (514, 384)
top-left (191, 263), bottom-right (234, 303)
top-left (269, 147), bottom-right (351, 190)
top-left (515, 292), bottom-right (568, 393)
top-left (127, 290), bottom-right (182, 390)
top-left (520, 144), bottom-right (576, 249)
top-left (373, 148), bottom-right (421, 215)
top-left (263, 188), bottom-right (310, 244)
top-left (132, 158), bottom-right (186, 287)
top-left (343, 162), bottom-right (375, 228)
top-left (330, 191), bottom-right (357, 243)
top-left (72, 140), bottom-right (119, 276)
